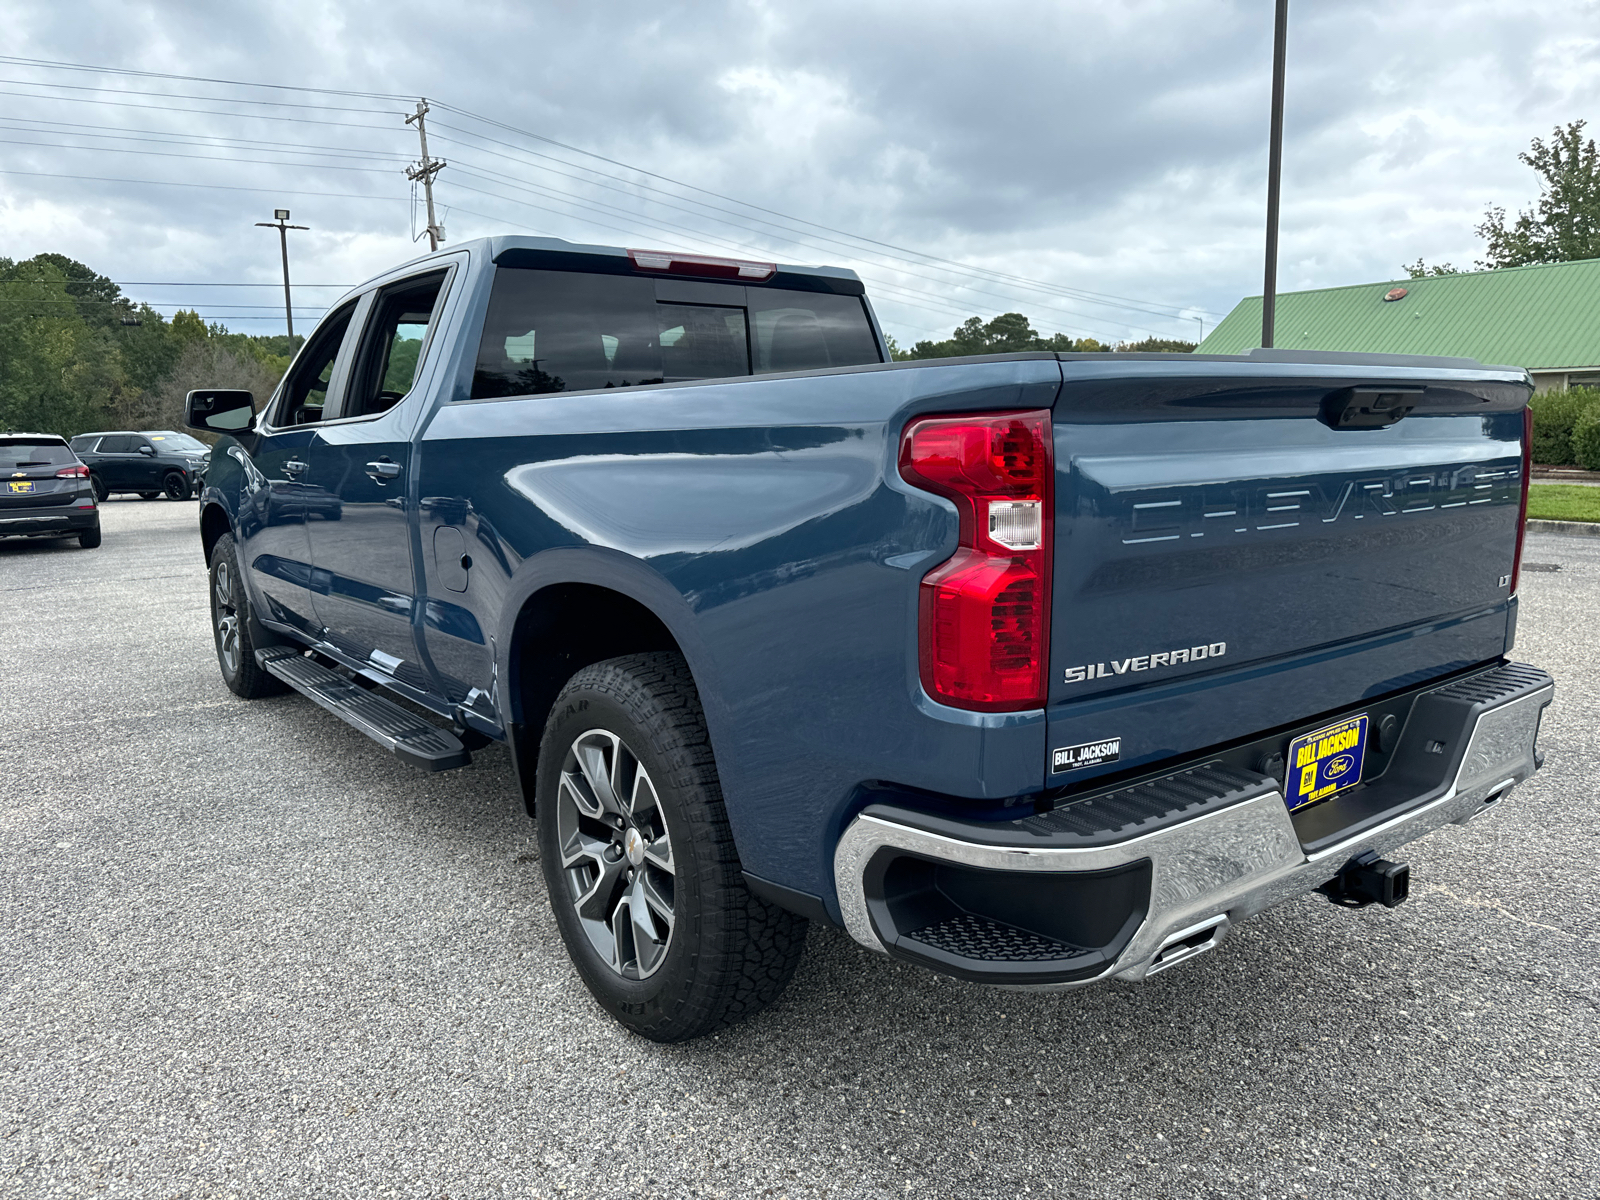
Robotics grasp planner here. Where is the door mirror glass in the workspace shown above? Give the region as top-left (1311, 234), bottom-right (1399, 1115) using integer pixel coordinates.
top-left (186, 389), bottom-right (256, 433)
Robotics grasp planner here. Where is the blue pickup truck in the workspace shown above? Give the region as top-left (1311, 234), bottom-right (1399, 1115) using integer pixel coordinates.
top-left (186, 236), bottom-right (1553, 1042)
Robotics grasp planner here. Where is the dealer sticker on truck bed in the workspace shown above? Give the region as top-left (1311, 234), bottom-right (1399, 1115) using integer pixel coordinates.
top-left (1052, 737), bottom-right (1122, 773)
top-left (1285, 714), bottom-right (1368, 811)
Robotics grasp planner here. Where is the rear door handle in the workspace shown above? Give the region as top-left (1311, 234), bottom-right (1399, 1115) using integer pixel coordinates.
top-left (366, 460), bottom-right (402, 483)
top-left (283, 458), bottom-right (308, 477)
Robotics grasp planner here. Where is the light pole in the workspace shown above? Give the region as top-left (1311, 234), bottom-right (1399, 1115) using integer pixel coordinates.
top-left (255, 208), bottom-right (309, 338)
top-left (1261, 0), bottom-right (1289, 349)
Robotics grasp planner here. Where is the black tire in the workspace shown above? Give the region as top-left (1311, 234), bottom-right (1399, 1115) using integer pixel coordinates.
top-left (90, 474), bottom-right (108, 503)
top-left (163, 472), bottom-right (191, 501)
top-left (536, 652), bottom-right (807, 1042)
top-left (78, 523), bottom-right (102, 549)
top-left (209, 532), bottom-right (287, 699)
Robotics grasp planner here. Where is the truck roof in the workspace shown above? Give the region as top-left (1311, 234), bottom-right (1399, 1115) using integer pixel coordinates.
top-left (346, 235), bottom-right (864, 301)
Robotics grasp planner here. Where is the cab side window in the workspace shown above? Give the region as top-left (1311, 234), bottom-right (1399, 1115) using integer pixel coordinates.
top-left (276, 301), bottom-right (358, 426)
top-left (97, 435), bottom-right (131, 453)
top-left (346, 272), bottom-right (447, 419)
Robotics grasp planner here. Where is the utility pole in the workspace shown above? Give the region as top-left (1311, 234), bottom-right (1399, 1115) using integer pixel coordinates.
top-left (1261, 0), bottom-right (1289, 349)
top-left (406, 99), bottom-right (447, 251)
top-left (255, 208), bottom-right (309, 338)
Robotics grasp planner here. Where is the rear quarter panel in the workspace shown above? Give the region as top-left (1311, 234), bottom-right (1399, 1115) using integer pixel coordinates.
top-left (416, 357), bottom-right (1062, 905)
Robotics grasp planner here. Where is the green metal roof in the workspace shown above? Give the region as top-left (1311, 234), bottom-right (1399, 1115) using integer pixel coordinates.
top-left (1199, 256), bottom-right (1600, 370)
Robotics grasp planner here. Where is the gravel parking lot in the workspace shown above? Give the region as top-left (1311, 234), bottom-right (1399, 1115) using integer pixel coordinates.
top-left (2, 500), bottom-right (1596, 1200)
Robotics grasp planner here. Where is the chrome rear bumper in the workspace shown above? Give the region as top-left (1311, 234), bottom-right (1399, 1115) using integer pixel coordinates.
top-left (833, 663), bottom-right (1553, 988)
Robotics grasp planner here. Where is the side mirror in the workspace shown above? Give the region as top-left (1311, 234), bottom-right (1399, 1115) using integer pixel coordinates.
top-left (138, 444), bottom-right (156, 456)
top-left (186, 389), bottom-right (256, 434)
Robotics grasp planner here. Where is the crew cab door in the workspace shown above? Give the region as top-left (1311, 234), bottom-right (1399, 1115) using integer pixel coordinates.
top-left (239, 298), bottom-right (361, 638)
top-left (303, 269), bottom-right (451, 695)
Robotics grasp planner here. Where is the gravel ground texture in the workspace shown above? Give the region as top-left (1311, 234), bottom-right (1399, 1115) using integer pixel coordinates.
top-left (1, 502), bottom-right (1596, 1200)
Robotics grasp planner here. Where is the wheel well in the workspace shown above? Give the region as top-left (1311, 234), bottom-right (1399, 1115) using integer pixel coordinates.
top-left (508, 583), bottom-right (682, 813)
top-left (199, 503), bottom-right (231, 565)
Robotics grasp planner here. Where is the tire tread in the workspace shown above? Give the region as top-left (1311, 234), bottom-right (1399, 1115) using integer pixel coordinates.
top-left (539, 652), bottom-right (806, 1041)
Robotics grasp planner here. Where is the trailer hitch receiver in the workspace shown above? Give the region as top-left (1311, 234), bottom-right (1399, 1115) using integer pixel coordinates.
top-left (1318, 850), bottom-right (1410, 909)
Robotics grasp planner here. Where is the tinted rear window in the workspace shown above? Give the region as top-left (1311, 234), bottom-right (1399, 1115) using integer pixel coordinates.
top-left (472, 268), bottom-right (880, 399)
top-left (0, 439), bottom-right (73, 468)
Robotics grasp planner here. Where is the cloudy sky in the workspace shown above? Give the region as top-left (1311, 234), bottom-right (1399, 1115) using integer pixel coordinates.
top-left (3, 0), bottom-right (1597, 347)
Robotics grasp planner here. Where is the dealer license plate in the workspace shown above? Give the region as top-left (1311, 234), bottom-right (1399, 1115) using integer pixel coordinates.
top-left (1285, 714), bottom-right (1368, 811)
top-left (7, 481), bottom-right (34, 493)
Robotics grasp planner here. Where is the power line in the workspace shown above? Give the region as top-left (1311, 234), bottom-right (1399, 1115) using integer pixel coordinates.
top-left (0, 116), bottom-right (407, 163)
top-left (0, 54), bottom-right (412, 103)
top-left (0, 299), bottom-right (326, 311)
top-left (0, 75), bottom-right (404, 115)
top-left (442, 166), bottom-right (1166, 334)
top-left (0, 280), bottom-right (352, 287)
top-left (428, 119), bottom-right (1220, 324)
top-left (0, 167), bottom-right (405, 204)
top-left (0, 56), bottom-right (1214, 336)
top-left (120, 282), bottom-right (352, 288)
top-left (430, 102), bottom-right (1219, 321)
top-left (437, 189), bottom-right (1004, 327)
top-left (0, 87), bottom-right (402, 132)
top-left (0, 136), bottom-right (402, 174)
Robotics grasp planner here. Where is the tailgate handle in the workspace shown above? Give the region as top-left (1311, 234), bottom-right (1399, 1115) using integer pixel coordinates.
top-left (1321, 386), bottom-right (1423, 430)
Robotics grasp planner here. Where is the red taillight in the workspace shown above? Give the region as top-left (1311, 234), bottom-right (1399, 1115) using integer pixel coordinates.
top-left (1510, 404), bottom-right (1533, 596)
top-left (899, 410), bottom-right (1053, 711)
top-left (55, 464), bottom-right (90, 478)
top-left (627, 248), bottom-right (777, 281)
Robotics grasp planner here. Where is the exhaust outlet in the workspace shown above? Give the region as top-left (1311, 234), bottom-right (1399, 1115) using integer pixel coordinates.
top-left (1319, 850), bottom-right (1409, 909)
top-left (1145, 915), bottom-right (1228, 976)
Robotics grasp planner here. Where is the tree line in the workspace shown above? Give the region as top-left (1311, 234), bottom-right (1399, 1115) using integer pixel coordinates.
top-left (886, 312), bottom-right (1194, 360)
top-left (0, 253), bottom-right (299, 439)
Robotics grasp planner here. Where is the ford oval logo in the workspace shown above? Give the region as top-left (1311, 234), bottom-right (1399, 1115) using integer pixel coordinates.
top-left (1326, 753), bottom-right (1356, 779)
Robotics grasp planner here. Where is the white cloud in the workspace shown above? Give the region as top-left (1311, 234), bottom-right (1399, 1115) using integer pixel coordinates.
top-left (2, 0), bottom-right (1598, 345)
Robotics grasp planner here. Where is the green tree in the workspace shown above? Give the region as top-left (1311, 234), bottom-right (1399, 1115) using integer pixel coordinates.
top-left (1114, 336), bottom-right (1196, 353)
top-left (1476, 120), bottom-right (1600, 268)
top-left (1403, 258), bottom-right (1461, 278)
top-left (900, 313), bottom-right (1112, 359)
top-left (169, 309), bottom-right (210, 345)
top-left (0, 252), bottom-right (298, 436)
top-left (0, 259), bottom-right (121, 436)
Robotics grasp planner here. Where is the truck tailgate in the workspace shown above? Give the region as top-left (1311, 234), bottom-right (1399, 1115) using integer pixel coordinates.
top-left (1044, 357), bottom-right (1530, 787)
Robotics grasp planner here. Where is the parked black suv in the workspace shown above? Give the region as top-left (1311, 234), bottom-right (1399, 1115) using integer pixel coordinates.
top-left (0, 433), bottom-right (101, 548)
top-left (69, 430), bottom-right (210, 502)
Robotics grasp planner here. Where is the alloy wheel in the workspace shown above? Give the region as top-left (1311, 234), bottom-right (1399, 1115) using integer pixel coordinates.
top-left (555, 729), bottom-right (676, 979)
top-left (213, 558), bottom-right (241, 676)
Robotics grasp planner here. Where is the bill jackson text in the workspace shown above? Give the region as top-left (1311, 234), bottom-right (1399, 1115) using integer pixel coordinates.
top-left (1064, 642), bottom-right (1226, 684)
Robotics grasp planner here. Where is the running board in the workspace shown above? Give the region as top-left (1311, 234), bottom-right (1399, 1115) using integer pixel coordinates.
top-left (255, 647), bottom-right (471, 772)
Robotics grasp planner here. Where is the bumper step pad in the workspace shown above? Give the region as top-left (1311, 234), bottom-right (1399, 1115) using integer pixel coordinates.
top-left (255, 647), bottom-right (471, 772)
top-left (905, 913), bottom-right (1092, 964)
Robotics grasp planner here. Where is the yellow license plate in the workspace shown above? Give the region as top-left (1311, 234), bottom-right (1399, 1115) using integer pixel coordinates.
top-left (7, 481), bottom-right (34, 493)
